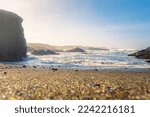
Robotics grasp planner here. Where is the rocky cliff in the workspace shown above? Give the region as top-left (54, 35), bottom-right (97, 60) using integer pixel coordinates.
top-left (0, 9), bottom-right (27, 61)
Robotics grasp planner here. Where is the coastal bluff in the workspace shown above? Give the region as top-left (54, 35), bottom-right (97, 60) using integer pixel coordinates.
top-left (0, 9), bottom-right (27, 61)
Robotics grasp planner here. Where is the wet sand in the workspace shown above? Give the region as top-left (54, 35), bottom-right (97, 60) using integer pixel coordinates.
top-left (0, 64), bottom-right (150, 100)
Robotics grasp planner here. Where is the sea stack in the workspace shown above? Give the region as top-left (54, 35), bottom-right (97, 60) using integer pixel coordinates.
top-left (66, 47), bottom-right (86, 52)
top-left (31, 49), bottom-right (58, 56)
top-left (0, 9), bottom-right (27, 61)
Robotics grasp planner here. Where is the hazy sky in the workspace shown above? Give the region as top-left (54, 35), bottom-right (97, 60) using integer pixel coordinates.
top-left (0, 0), bottom-right (150, 49)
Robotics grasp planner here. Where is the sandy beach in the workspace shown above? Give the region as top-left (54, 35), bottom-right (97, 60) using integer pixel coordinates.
top-left (0, 64), bottom-right (149, 100)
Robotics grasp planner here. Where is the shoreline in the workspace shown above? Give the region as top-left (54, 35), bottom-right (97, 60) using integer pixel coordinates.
top-left (0, 63), bottom-right (150, 72)
top-left (0, 64), bottom-right (150, 100)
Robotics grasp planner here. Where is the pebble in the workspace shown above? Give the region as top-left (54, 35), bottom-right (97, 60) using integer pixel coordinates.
top-left (22, 65), bottom-right (26, 68)
top-left (3, 71), bottom-right (7, 75)
top-left (52, 68), bottom-right (58, 71)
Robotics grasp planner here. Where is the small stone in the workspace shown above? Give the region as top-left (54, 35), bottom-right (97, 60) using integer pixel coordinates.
top-left (52, 68), bottom-right (57, 71)
top-left (2, 95), bottom-right (6, 99)
top-left (38, 92), bottom-right (42, 97)
top-left (107, 86), bottom-right (113, 93)
top-left (70, 90), bottom-right (75, 94)
top-left (81, 91), bottom-right (85, 94)
top-left (94, 90), bottom-right (101, 93)
top-left (95, 69), bottom-right (98, 71)
top-left (89, 83), bottom-right (101, 87)
top-left (22, 65), bottom-right (26, 68)
top-left (3, 71), bottom-right (7, 75)
top-left (100, 85), bottom-right (106, 93)
top-left (54, 96), bottom-right (63, 100)
top-left (15, 90), bottom-right (23, 96)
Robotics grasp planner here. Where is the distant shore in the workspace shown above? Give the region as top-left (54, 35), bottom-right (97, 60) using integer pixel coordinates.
top-left (0, 64), bottom-right (150, 100)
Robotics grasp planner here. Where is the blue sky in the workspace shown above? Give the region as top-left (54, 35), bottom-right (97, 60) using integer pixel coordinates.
top-left (0, 0), bottom-right (150, 49)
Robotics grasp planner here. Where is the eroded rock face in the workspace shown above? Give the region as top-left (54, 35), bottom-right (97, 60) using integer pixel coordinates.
top-left (0, 9), bottom-right (27, 61)
top-left (129, 47), bottom-right (150, 59)
top-left (129, 47), bottom-right (150, 63)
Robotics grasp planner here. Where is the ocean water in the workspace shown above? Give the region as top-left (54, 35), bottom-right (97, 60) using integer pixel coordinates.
top-left (16, 49), bottom-right (150, 71)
